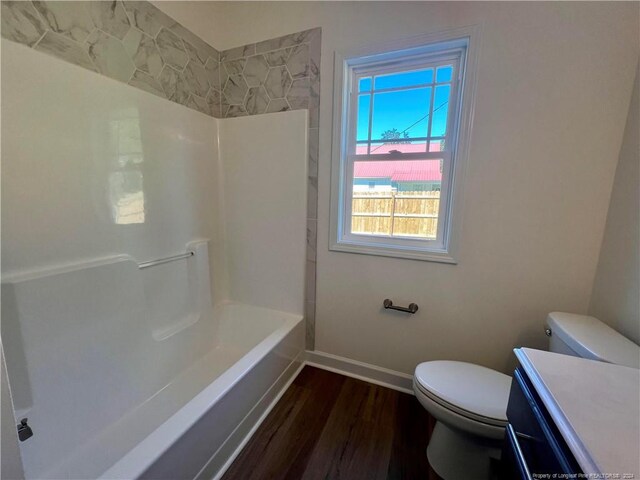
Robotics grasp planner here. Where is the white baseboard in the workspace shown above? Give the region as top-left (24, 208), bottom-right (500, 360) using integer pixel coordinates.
top-left (305, 350), bottom-right (414, 395)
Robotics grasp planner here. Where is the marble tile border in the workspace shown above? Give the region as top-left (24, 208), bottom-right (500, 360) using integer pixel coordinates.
top-left (219, 28), bottom-right (320, 122)
top-left (1, 0), bottom-right (222, 116)
top-left (2, 4), bottom-right (322, 348)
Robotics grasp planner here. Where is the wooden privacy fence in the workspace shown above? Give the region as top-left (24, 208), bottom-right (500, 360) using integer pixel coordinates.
top-left (351, 191), bottom-right (440, 238)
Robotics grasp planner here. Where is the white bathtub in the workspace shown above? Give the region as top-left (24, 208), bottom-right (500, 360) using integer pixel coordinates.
top-left (1, 238), bottom-right (307, 480)
top-left (99, 303), bottom-right (305, 480)
top-left (3, 274), bottom-right (303, 480)
top-left (2, 240), bottom-right (305, 479)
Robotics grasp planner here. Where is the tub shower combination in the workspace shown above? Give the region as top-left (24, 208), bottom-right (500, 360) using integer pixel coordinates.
top-left (2, 241), bottom-right (304, 479)
top-left (1, 36), bottom-right (309, 478)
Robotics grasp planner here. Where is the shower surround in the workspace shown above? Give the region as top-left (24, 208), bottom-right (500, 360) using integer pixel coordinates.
top-left (1, 28), bottom-right (309, 478)
top-left (1, 0), bottom-right (321, 348)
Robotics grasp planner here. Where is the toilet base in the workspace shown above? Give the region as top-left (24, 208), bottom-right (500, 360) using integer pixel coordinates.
top-left (427, 421), bottom-right (501, 480)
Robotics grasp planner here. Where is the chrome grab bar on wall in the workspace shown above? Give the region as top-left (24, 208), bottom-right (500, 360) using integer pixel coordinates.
top-left (383, 299), bottom-right (419, 314)
top-left (138, 251), bottom-right (194, 269)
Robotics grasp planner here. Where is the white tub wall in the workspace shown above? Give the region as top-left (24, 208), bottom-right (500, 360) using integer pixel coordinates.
top-left (216, 304), bottom-right (297, 350)
top-left (0, 39), bottom-right (224, 479)
top-left (218, 112), bottom-right (308, 315)
top-left (0, 39), bottom-right (225, 306)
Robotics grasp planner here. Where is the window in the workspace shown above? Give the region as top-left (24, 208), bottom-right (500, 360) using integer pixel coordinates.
top-left (330, 29), bottom-right (478, 263)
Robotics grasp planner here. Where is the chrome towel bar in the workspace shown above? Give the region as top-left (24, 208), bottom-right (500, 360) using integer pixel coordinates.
top-left (383, 299), bottom-right (419, 314)
top-left (138, 251), bottom-right (194, 269)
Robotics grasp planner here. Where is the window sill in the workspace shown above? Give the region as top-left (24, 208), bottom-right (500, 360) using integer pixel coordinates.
top-left (329, 240), bottom-right (457, 264)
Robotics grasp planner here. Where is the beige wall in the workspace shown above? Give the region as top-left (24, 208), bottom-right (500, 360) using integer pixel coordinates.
top-left (589, 62), bottom-right (640, 345)
top-left (157, 1), bottom-right (639, 373)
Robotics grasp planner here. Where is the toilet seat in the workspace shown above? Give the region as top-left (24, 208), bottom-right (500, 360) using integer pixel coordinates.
top-left (414, 361), bottom-right (511, 428)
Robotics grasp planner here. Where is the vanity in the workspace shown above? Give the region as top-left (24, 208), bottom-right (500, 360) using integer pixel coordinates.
top-left (501, 348), bottom-right (640, 479)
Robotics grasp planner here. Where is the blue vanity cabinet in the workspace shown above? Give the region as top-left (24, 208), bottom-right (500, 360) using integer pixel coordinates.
top-left (500, 367), bottom-right (582, 479)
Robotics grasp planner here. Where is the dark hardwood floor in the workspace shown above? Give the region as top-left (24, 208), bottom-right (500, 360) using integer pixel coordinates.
top-left (222, 366), bottom-right (442, 480)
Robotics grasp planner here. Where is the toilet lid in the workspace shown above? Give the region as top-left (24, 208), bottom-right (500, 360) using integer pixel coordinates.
top-left (414, 361), bottom-right (511, 423)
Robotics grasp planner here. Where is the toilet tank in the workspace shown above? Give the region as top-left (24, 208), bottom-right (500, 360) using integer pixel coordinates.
top-left (546, 312), bottom-right (640, 369)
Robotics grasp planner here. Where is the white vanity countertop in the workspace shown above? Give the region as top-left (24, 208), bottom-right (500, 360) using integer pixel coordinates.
top-left (515, 348), bottom-right (640, 477)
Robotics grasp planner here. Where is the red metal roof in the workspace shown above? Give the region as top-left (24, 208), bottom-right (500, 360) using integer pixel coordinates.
top-left (354, 160), bottom-right (442, 182)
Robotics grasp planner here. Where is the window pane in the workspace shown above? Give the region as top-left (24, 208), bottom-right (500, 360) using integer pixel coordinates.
top-left (357, 94), bottom-right (370, 144)
top-left (359, 77), bottom-right (372, 92)
top-left (371, 88), bottom-right (431, 145)
top-left (374, 68), bottom-right (433, 90)
top-left (430, 85), bottom-right (450, 138)
top-left (352, 160), bottom-right (442, 239)
top-left (428, 138), bottom-right (446, 153)
top-left (436, 65), bottom-right (453, 83)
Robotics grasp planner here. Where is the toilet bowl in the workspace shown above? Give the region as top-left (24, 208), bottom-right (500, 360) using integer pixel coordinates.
top-left (413, 361), bottom-right (511, 480)
top-left (414, 312), bottom-right (640, 480)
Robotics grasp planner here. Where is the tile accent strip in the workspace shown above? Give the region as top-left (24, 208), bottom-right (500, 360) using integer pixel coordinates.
top-left (2, 2), bottom-right (322, 348)
top-left (219, 28), bottom-right (321, 348)
top-left (1, 0), bottom-right (222, 116)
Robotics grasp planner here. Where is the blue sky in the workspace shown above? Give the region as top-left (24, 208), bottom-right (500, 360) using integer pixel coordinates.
top-left (357, 66), bottom-right (452, 143)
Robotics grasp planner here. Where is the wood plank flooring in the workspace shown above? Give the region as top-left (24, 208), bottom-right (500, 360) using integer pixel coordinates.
top-left (222, 366), bottom-right (442, 480)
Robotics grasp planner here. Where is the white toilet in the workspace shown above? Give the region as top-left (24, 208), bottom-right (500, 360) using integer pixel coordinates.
top-left (413, 312), bottom-right (640, 480)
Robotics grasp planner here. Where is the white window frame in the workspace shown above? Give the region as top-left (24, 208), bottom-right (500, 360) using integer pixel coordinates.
top-left (330, 26), bottom-right (480, 263)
